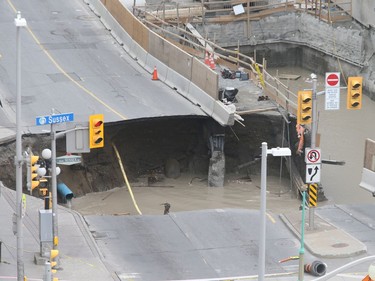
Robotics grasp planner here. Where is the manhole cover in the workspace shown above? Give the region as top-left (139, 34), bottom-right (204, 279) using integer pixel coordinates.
top-left (331, 243), bottom-right (348, 248)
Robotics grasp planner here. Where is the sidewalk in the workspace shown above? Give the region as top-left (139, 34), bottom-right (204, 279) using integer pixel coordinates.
top-left (0, 183), bottom-right (115, 281)
top-left (0, 179), bottom-right (368, 281)
top-left (280, 210), bottom-right (367, 259)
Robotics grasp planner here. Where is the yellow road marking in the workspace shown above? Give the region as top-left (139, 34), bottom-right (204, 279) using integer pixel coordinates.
top-left (6, 0), bottom-right (127, 120)
top-left (266, 212), bottom-right (276, 223)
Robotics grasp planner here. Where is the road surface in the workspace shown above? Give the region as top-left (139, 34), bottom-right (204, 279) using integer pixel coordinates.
top-left (0, 0), bottom-right (205, 135)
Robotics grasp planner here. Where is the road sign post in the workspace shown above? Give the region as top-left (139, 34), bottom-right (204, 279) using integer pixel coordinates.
top-left (36, 111), bottom-right (75, 267)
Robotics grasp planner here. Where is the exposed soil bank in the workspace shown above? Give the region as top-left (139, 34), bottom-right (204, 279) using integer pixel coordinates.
top-left (0, 113), bottom-right (293, 199)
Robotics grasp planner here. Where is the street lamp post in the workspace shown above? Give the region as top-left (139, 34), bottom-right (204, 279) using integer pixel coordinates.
top-left (14, 11), bottom-right (27, 281)
top-left (258, 142), bottom-right (291, 281)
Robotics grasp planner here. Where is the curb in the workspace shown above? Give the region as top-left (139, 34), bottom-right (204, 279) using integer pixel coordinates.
top-left (279, 212), bottom-right (367, 258)
top-left (63, 206), bottom-right (120, 281)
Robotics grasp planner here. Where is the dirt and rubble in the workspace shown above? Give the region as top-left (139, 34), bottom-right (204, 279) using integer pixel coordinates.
top-left (0, 112), bottom-right (297, 202)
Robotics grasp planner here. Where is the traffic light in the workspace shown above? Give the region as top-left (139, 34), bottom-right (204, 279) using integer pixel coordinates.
top-left (29, 155), bottom-right (40, 191)
top-left (297, 91), bottom-right (313, 124)
top-left (89, 114), bottom-right (104, 149)
top-left (347, 76), bottom-right (363, 109)
top-left (50, 249), bottom-right (59, 280)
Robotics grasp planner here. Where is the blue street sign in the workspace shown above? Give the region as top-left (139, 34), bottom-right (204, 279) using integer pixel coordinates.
top-left (36, 112), bottom-right (74, 126)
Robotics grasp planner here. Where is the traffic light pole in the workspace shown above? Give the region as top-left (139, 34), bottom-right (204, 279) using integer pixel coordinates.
top-left (50, 115), bottom-right (59, 258)
top-left (309, 74), bottom-right (318, 230)
top-left (50, 120), bottom-right (88, 265)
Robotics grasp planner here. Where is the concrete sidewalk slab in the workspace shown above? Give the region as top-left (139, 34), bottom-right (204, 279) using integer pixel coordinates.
top-left (0, 184), bottom-right (115, 281)
top-left (280, 210), bottom-right (367, 258)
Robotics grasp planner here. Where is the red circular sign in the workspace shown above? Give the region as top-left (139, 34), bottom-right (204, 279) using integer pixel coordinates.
top-left (327, 73), bottom-right (339, 87)
top-left (307, 150), bottom-right (320, 163)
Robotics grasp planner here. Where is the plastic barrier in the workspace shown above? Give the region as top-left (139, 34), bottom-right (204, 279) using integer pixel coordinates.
top-left (57, 183), bottom-right (74, 201)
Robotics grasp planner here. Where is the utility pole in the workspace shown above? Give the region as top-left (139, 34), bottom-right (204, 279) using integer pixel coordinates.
top-left (14, 11), bottom-right (27, 281)
top-left (309, 73), bottom-right (318, 230)
top-left (298, 190), bottom-right (307, 281)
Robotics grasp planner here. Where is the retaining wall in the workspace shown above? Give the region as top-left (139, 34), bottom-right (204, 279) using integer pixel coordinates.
top-left (195, 12), bottom-right (375, 100)
top-left (86, 0), bottom-right (234, 126)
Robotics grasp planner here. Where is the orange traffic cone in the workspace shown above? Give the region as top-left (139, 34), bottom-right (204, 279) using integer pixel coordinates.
top-left (152, 66), bottom-right (159, 80)
top-left (209, 52), bottom-right (216, 70)
top-left (204, 51), bottom-right (210, 66)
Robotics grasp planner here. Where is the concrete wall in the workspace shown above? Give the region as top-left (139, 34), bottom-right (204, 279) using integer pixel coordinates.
top-left (351, 0), bottom-right (375, 28)
top-left (195, 12), bottom-right (375, 100)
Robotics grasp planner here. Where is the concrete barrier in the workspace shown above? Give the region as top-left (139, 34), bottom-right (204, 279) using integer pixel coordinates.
top-left (212, 101), bottom-right (235, 126)
top-left (135, 43), bottom-right (148, 68)
top-left (145, 54), bottom-right (169, 83)
top-left (188, 83), bottom-right (215, 117)
top-left (86, 0), bottom-right (234, 126)
top-left (165, 68), bottom-right (191, 96)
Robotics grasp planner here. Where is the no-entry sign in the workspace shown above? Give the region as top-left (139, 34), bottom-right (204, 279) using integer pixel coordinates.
top-left (325, 72), bottom-right (340, 87)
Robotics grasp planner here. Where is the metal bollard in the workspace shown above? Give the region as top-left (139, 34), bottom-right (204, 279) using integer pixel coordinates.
top-left (0, 240), bottom-right (2, 263)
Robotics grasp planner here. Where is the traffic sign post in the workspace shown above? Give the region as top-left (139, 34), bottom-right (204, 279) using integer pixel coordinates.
top-left (36, 110), bottom-right (75, 267)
